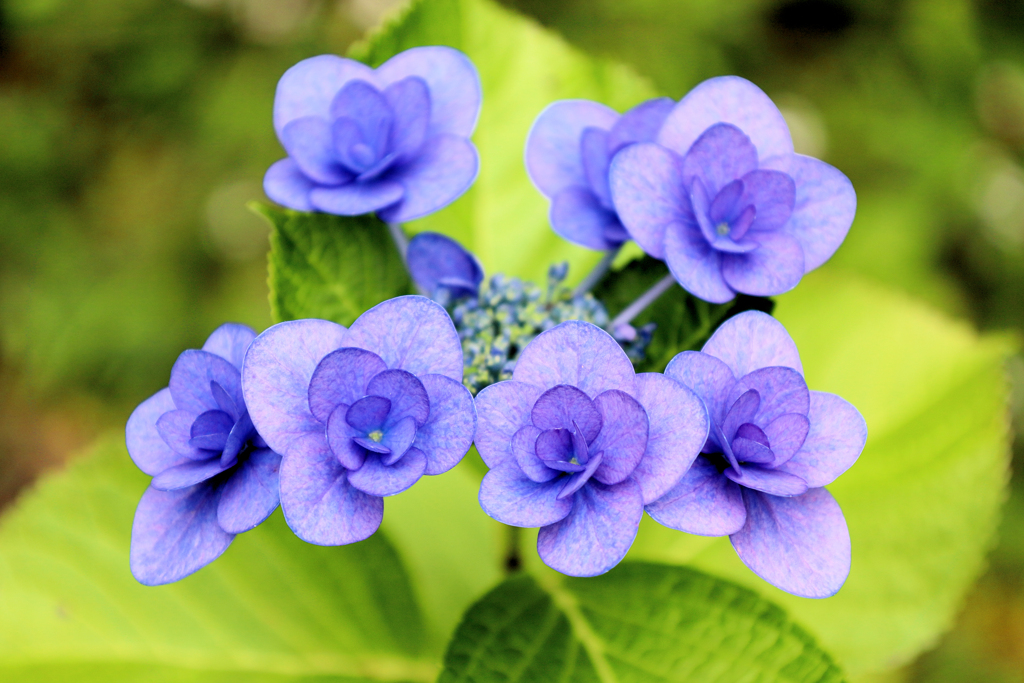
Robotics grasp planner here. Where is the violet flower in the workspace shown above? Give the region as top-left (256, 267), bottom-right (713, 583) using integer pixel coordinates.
top-left (475, 321), bottom-right (708, 576)
top-left (525, 97), bottom-right (675, 251)
top-left (125, 324), bottom-right (282, 585)
top-left (647, 311), bottom-right (867, 598)
top-left (407, 231), bottom-right (483, 304)
top-left (609, 77), bottom-right (856, 303)
top-left (264, 46), bottom-right (481, 223)
top-left (242, 296), bottom-right (476, 545)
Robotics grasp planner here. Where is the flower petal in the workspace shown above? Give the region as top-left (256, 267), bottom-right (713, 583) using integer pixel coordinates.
top-left (513, 425), bottom-right (558, 483)
top-left (309, 180), bottom-right (404, 216)
top-left (701, 310), bottom-right (803, 378)
top-left (379, 134), bottom-right (478, 223)
top-left (664, 221), bottom-right (734, 304)
top-left (344, 295), bottom-right (463, 381)
top-left (607, 97), bottom-right (675, 154)
top-left (733, 366), bottom-right (810, 427)
top-left (217, 448), bottom-right (282, 534)
top-left (473, 380), bottom-right (543, 468)
top-left (279, 434), bottom-right (383, 545)
top-left (308, 347), bottom-right (388, 424)
top-left (328, 80), bottom-right (392, 158)
top-left (243, 318), bottom-right (348, 456)
top-left (383, 76), bottom-right (431, 162)
top-left (169, 349), bottom-right (243, 418)
top-left (590, 390), bottom-right (649, 485)
top-left (663, 351), bottom-right (737, 437)
top-left (645, 457), bottom-right (746, 536)
top-left (127, 388), bottom-right (191, 476)
top-left (407, 232), bottom-right (484, 301)
top-left (609, 142), bottom-right (689, 259)
top-left (367, 369), bottom-right (430, 427)
top-left (763, 413), bottom-right (810, 466)
top-left (281, 116), bottom-right (351, 185)
top-left (731, 487), bottom-right (851, 598)
top-left (721, 231), bottom-right (805, 297)
top-left (537, 478), bottom-right (643, 576)
top-left (346, 395), bottom-right (392, 432)
top-left (778, 391), bottom-right (866, 487)
top-left (348, 448), bottom-right (427, 497)
top-left (658, 76), bottom-right (793, 161)
top-left (375, 46), bottom-right (481, 139)
top-left (273, 54), bottom-right (377, 135)
top-left (263, 158), bottom-right (315, 212)
top-left (631, 373), bottom-right (710, 504)
top-left (382, 416), bottom-right (417, 464)
top-left (479, 464), bottom-right (573, 527)
top-left (580, 127), bottom-right (612, 207)
top-left (739, 169), bottom-right (795, 233)
top-left (531, 384), bottom-right (603, 442)
top-left (327, 403), bottom-right (366, 471)
top-left (550, 187), bottom-right (624, 251)
top-left (680, 123), bottom-right (758, 196)
top-left (761, 153), bottom-right (856, 272)
top-left (414, 374), bottom-right (476, 475)
top-left (513, 321), bottom-right (636, 398)
top-left (202, 323), bottom-right (256, 370)
top-left (725, 465), bottom-right (808, 497)
top-left (129, 482), bottom-right (233, 586)
top-left (526, 99), bottom-right (619, 197)
top-left (151, 458), bottom-right (232, 491)
top-left (156, 409), bottom-right (207, 460)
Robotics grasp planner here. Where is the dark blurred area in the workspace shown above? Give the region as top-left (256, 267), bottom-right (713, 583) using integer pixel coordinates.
top-left (0, 0), bottom-right (1021, 679)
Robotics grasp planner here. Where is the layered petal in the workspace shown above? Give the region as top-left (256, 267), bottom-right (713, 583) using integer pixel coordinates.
top-left (590, 390), bottom-right (649, 485)
top-left (526, 100), bottom-right (618, 197)
top-left (608, 142), bottom-right (689, 259)
top-left (217, 448), bottom-right (282, 533)
top-left (281, 117), bottom-right (351, 185)
top-left (680, 123), bottom-right (758, 196)
top-left (739, 169), bottom-right (796, 233)
top-left (663, 351), bottom-right (737, 432)
top-left (513, 321), bottom-right (636, 398)
top-left (407, 232), bottom-right (484, 300)
top-left (663, 220), bottom-right (734, 303)
top-left (151, 458), bottom-right (232, 491)
top-left (550, 187), bottom-right (624, 251)
top-left (473, 380), bottom-right (543, 468)
top-left (733, 366), bottom-right (810, 426)
top-left (763, 413), bottom-right (810, 466)
top-left (606, 97), bottom-right (675, 153)
top-left (701, 310), bottom-right (803, 377)
top-left (778, 391), bottom-right (866, 487)
top-left (310, 180), bottom-right (404, 216)
top-left (367, 369), bottom-right (430, 426)
top-left (725, 465), bottom-right (808, 497)
top-left (383, 77), bottom-right (431, 163)
top-left (169, 349), bottom-right (243, 418)
top-left (263, 158), bottom-right (315, 212)
top-left (202, 323), bottom-right (256, 370)
top-left (273, 54), bottom-right (376, 137)
top-left (512, 425), bottom-right (558, 483)
top-left (308, 347), bottom-right (388, 423)
top-left (348, 448), bottom-right (427, 497)
top-left (413, 374), bottom-right (476, 475)
top-left (721, 231), bottom-right (805, 297)
top-left (645, 457), bottom-right (746, 536)
top-left (126, 388), bottom-right (190, 476)
top-left (531, 384), bottom-right (603, 442)
top-left (731, 488), bottom-right (851, 598)
top-left (479, 464), bottom-right (573, 527)
top-left (379, 134), bottom-right (478, 223)
top-left (156, 409), bottom-right (207, 460)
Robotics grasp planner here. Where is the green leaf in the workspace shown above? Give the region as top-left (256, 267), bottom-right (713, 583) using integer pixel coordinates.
top-left (0, 436), bottom-right (437, 681)
top-left (349, 0), bottom-right (659, 285)
top-left (438, 564), bottom-right (845, 683)
top-left (627, 271), bottom-right (1014, 680)
top-left (257, 203), bottom-right (411, 326)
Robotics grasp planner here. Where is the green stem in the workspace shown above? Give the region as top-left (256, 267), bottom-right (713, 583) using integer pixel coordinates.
top-left (504, 525), bottom-right (523, 574)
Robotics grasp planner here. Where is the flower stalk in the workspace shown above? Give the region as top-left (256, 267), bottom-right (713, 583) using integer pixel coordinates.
top-left (608, 273), bottom-right (676, 330)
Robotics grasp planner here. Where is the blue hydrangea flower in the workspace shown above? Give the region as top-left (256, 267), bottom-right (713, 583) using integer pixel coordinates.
top-left (242, 296), bottom-right (476, 545)
top-left (647, 311), bottom-right (867, 598)
top-left (125, 324), bottom-right (282, 585)
top-left (407, 231), bottom-right (484, 304)
top-left (264, 46), bottom-right (481, 223)
top-left (525, 97), bottom-right (675, 251)
top-left (609, 77), bottom-right (856, 303)
top-left (475, 321), bottom-right (708, 576)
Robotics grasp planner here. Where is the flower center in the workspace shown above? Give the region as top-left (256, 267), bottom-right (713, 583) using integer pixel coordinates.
top-left (715, 221), bottom-right (730, 236)
top-left (368, 429), bottom-right (384, 443)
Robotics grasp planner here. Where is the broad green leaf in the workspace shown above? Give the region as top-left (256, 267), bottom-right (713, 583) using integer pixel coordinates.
top-left (257, 203), bottom-right (411, 326)
top-left (438, 563), bottom-right (845, 683)
top-left (349, 0), bottom-right (658, 285)
top-left (0, 436), bottom-right (437, 681)
top-left (627, 271), bottom-right (1014, 680)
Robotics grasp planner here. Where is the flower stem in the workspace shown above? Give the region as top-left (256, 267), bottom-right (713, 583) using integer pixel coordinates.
top-left (608, 273), bottom-right (676, 330)
top-left (387, 222), bottom-right (409, 263)
top-left (504, 525), bottom-right (522, 574)
top-left (572, 247), bottom-right (620, 298)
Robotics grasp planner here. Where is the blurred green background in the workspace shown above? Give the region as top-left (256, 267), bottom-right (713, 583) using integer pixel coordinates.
top-left (0, 0), bottom-right (1021, 679)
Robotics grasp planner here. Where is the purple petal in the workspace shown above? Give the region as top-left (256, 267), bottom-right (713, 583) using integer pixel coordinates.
top-left (763, 413), bottom-right (810, 466)
top-left (473, 380), bottom-right (543, 468)
top-left (202, 323), bottom-right (256, 370)
top-left (348, 448), bottom-right (426, 497)
top-left (382, 416), bottom-right (417, 464)
top-left (353, 436), bottom-right (390, 454)
top-left (383, 77), bottom-right (431, 162)
top-left (217, 448), bottom-right (282, 533)
top-left (513, 425), bottom-right (558, 482)
top-left (721, 390), bottom-right (760, 443)
top-left (608, 142), bottom-right (689, 259)
top-left (701, 310), bottom-right (803, 378)
top-left (407, 232), bottom-right (484, 300)
top-left (281, 117), bottom-right (351, 185)
top-left (590, 390), bottom-right (648, 485)
top-left (151, 458), bottom-right (231, 491)
top-left (663, 351), bottom-right (737, 433)
top-left (731, 487), bottom-right (851, 598)
top-left (329, 80), bottom-right (392, 157)
top-left (658, 76), bottom-right (793, 161)
top-left (557, 451), bottom-right (604, 499)
top-left (378, 134), bottom-right (478, 223)
top-left (366, 369), bottom-right (430, 427)
top-left (346, 395), bottom-right (392, 432)
top-left (733, 366), bottom-right (810, 427)
top-left (479, 464), bottom-right (573, 527)
top-left (242, 318), bottom-right (348, 456)
top-left (526, 100), bottom-right (619, 198)
top-left (778, 391), bottom-right (866, 487)
top-left (645, 457), bottom-right (746, 536)
top-left (513, 321), bottom-right (636, 398)
top-left (537, 478), bottom-right (643, 576)
top-left (279, 434), bottom-right (383, 545)
top-left (375, 46), bottom-right (481, 139)
top-left (127, 389), bottom-right (191, 476)
top-left (721, 231), bottom-right (805, 297)
top-left (631, 373), bottom-right (710, 504)
top-left (664, 221), bottom-right (735, 304)
top-left (344, 295), bottom-right (463, 381)
top-left (680, 123), bottom-right (758, 196)
top-left (169, 349), bottom-right (243, 418)
top-left (531, 384), bottom-right (603, 442)
top-left (189, 410), bottom-right (234, 451)
top-left (580, 127), bottom-right (612, 207)
top-left (761, 153), bottom-right (856, 272)
top-left (129, 482), bottom-right (233, 586)
top-left (327, 403), bottom-right (365, 470)
top-left (607, 97), bottom-right (675, 154)
top-left (309, 180), bottom-right (404, 216)
top-left (550, 187), bottom-right (624, 251)
top-left (535, 429), bottom-right (578, 468)
top-left (264, 158), bottom-right (315, 211)
top-left (725, 465), bottom-right (808, 496)
top-left (739, 169), bottom-right (795, 233)
top-left (156, 410), bottom-right (207, 460)
top-left (732, 438), bottom-right (774, 465)
top-left (308, 347), bottom-right (388, 424)
top-left (273, 55), bottom-right (376, 137)
top-left (413, 374), bottom-right (476, 475)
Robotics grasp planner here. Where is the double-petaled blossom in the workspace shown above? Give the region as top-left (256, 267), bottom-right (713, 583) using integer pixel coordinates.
top-left (264, 46), bottom-right (481, 223)
top-left (646, 311), bottom-right (867, 598)
top-left (610, 77), bottom-right (856, 303)
top-left (475, 321), bottom-right (708, 576)
top-left (526, 97), bottom-right (675, 251)
top-left (407, 231), bottom-right (484, 304)
top-left (242, 296), bottom-right (476, 545)
top-left (126, 324), bottom-right (282, 585)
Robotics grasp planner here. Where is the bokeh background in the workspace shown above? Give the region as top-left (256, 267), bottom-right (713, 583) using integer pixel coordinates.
top-left (0, 0), bottom-right (1022, 679)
